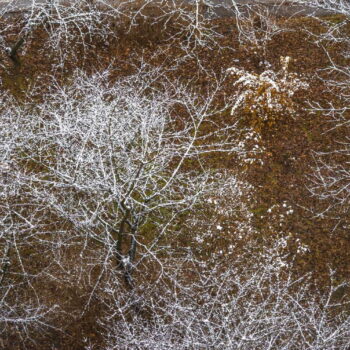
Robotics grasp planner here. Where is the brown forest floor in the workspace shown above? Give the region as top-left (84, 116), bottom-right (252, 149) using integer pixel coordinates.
top-left (1, 10), bottom-right (350, 349)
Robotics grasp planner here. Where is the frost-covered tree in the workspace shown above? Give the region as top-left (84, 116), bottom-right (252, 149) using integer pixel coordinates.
top-left (0, 0), bottom-right (118, 66)
top-left (295, 0), bottom-right (350, 219)
top-left (232, 2), bottom-right (285, 57)
top-left (1, 67), bottom-right (240, 292)
top-left (99, 243), bottom-right (350, 350)
top-left (292, 0), bottom-right (350, 15)
top-left (0, 0), bottom-right (230, 67)
top-left (0, 93), bottom-right (58, 346)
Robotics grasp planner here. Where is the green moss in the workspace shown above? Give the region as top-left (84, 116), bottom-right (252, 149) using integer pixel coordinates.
top-left (323, 14), bottom-right (347, 25)
top-left (301, 124), bottom-right (314, 142)
top-left (250, 205), bottom-right (268, 217)
top-left (1, 69), bottom-right (30, 100)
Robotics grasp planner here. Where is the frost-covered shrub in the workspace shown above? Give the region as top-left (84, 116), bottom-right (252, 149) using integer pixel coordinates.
top-left (228, 57), bottom-right (308, 130)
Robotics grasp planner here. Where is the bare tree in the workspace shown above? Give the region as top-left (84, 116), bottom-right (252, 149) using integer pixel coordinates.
top-left (0, 93), bottom-right (58, 346)
top-left (232, 2), bottom-right (285, 61)
top-left (0, 0), bottom-right (230, 68)
top-left (295, 0), bottom-right (350, 220)
top-left (0, 0), bottom-right (285, 70)
top-left (4, 66), bottom-right (240, 293)
top-left (0, 0), bottom-right (118, 66)
top-left (292, 0), bottom-right (350, 15)
top-left (100, 243), bottom-right (350, 350)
